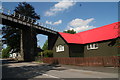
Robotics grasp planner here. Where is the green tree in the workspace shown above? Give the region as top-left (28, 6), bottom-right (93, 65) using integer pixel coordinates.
top-left (2, 46), bottom-right (11, 58)
top-left (42, 40), bottom-right (48, 50)
top-left (14, 2), bottom-right (40, 20)
top-left (42, 50), bottom-right (53, 57)
top-left (0, 40), bottom-right (2, 58)
top-left (2, 26), bottom-right (21, 52)
top-left (2, 2), bottom-right (40, 53)
top-left (63, 29), bottom-right (76, 34)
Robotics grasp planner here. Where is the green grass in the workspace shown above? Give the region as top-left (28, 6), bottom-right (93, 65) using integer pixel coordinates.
top-left (35, 60), bottom-right (43, 63)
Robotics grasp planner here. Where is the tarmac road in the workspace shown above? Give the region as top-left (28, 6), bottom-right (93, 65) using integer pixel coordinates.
top-left (1, 59), bottom-right (119, 80)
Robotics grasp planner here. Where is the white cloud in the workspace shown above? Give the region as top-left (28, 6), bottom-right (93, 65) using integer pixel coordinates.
top-left (45, 21), bottom-right (52, 25)
top-left (54, 2), bottom-right (75, 9)
top-left (45, 11), bottom-right (55, 16)
top-left (53, 20), bottom-right (62, 25)
top-left (66, 18), bottom-right (95, 32)
top-left (45, 20), bottom-right (62, 25)
top-left (45, 1), bottom-right (76, 16)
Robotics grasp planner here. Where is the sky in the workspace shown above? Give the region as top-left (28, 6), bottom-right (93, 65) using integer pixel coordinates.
top-left (0, 2), bottom-right (118, 48)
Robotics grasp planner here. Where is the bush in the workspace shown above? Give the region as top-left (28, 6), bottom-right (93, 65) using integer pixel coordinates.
top-left (2, 46), bottom-right (11, 58)
top-left (2, 52), bottom-right (10, 58)
top-left (37, 52), bottom-right (42, 56)
top-left (42, 50), bottom-right (53, 57)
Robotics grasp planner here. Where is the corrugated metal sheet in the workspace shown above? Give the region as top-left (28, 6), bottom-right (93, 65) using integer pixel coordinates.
top-left (59, 22), bottom-right (120, 44)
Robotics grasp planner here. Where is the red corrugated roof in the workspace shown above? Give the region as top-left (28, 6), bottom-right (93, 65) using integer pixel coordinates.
top-left (59, 32), bottom-right (83, 44)
top-left (59, 22), bottom-right (120, 44)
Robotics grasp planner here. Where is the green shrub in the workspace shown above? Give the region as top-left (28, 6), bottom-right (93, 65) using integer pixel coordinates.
top-left (2, 46), bottom-right (11, 58)
top-left (37, 52), bottom-right (42, 56)
top-left (2, 52), bottom-right (10, 58)
top-left (42, 50), bottom-right (53, 57)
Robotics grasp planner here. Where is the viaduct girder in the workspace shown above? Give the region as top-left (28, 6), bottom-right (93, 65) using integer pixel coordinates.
top-left (0, 7), bottom-right (59, 61)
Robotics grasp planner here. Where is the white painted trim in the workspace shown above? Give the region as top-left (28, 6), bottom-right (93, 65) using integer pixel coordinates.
top-left (56, 45), bottom-right (64, 52)
top-left (87, 43), bottom-right (98, 50)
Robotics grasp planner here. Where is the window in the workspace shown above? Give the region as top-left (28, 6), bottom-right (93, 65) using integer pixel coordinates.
top-left (56, 45), bottom-right (64, 52)
top-left (87, 43), bottom-right (98, 50)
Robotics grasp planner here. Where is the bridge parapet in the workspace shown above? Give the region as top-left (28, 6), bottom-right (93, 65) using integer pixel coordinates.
top-left (0, 7), bottom-right (62, 33)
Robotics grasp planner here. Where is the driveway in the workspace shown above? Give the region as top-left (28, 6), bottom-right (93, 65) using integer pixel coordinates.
top-left (1, 59), bottom-right (119, 80)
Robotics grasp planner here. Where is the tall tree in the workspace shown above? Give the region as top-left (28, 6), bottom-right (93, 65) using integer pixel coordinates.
top-left (14, 2), bottom-right (40, 20)
top-left (42, 40), bottom-right (48, 50)
top-left (63, 29), bottom-right (76, 34)
top-left (2, 26), bottom-right (21, 53)
top-left (2, 2), bottom-right (40, 53)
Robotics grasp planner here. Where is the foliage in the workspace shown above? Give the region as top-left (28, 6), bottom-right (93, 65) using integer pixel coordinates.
top-left (2, 26), bottom-right (21, 52)
top-left (37, 52), bottom-right (42, 56)
top-left (2, 46), bottom-right (11, 58)
top-left (63, 29), bottom-right (76, 34)
top-left (42, 40), bottom-right (48, 50)
top-left (42, 50), bottom-right (53, 57)
top-left (2, 2), bottom-right (40, 53)
top-left (14, 2), bottom-right (40, 20)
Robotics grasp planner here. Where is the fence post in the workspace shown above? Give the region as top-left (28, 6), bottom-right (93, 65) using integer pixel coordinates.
top-left (102, 56), bottom-right (104, 66)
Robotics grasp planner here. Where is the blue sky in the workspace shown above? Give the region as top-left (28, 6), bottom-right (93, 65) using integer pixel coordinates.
top-left (1, 2), bottom-right (118, 48)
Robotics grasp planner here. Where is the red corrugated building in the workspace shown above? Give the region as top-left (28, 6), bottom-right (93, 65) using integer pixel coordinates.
top-left (53, 22), bottom-right (120, 57)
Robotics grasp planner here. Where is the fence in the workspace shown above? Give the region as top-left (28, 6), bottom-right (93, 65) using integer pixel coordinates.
top-left (42, 56), bottom-right (120, 67)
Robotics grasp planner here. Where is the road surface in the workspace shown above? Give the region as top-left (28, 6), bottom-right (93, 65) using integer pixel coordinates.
top-left (1, 59), bottom-right (119, 80)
